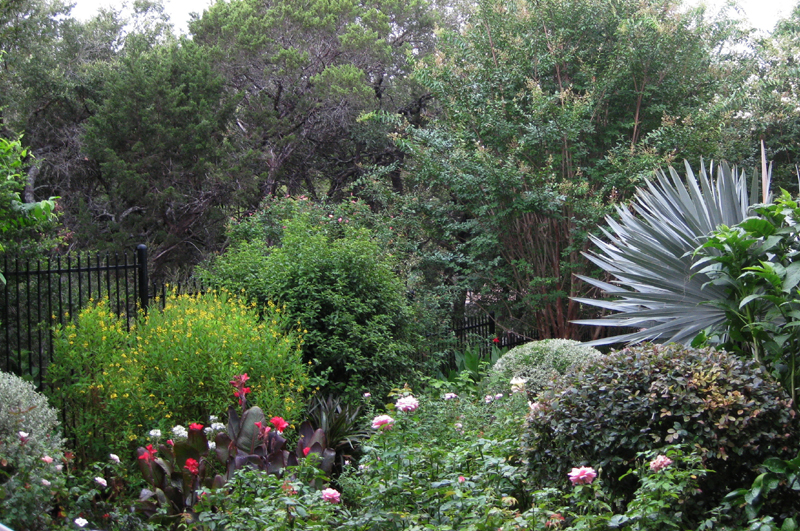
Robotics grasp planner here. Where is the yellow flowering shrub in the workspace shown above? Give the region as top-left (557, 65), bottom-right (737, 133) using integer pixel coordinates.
top-left (47, 292), bottom-right (308, 463)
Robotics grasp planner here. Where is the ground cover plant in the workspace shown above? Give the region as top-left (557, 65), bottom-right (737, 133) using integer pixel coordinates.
top-left (4, 339), bottom-right (800, 530)
top-left (46, 291), bottom-right (308, 464)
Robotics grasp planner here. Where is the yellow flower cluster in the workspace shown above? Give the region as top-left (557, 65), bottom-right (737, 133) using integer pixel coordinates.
top-left (50, 291), bottom-right (310, 462)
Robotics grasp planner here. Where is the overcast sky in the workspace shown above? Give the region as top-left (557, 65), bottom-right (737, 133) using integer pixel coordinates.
top-left (68, 0), bottom-right (795, 36)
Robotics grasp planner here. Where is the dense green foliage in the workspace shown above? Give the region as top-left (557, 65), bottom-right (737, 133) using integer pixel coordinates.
top-left (80, 36), bottom-right (236, 273)
top-left (361, 0), bottom-right (752, 340)
top-left (0, 136), bottom-right (58, 262)
top-left (46, 292), bottom-right (308, 463)
top-left (200, 214), bottom-right (417, 401)
top-left (525, 343), bottom-right (800, 525)
top-left (486, 339), bottom-right (602, 396)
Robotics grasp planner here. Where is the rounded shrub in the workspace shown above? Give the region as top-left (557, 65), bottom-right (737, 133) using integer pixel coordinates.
top-left (47, 292), bottom-right (308, 463)
top-left (201, 214), bottom-right (417, 402)
top-left (525, 343), bottom-right (800, 522)
top-left (486, 339), bottom-right (602, 396)
top-left (0, 370), bottom-right (66, 530)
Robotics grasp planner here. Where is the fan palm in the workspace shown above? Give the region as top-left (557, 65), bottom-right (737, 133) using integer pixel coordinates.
top-left (573, 160), bottom-right (767, 345)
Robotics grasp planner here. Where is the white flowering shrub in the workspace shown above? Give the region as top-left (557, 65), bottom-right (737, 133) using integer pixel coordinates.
top-left (0, 371), bottom-right (66, 530)
top-left (485, 339), bottom-right (602, 396)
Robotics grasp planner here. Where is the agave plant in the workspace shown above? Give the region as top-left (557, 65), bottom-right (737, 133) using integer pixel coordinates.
top-left (573, 160), bottom-right (768, 345)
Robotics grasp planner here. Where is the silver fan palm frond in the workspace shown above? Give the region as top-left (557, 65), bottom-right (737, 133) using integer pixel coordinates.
top-left (573, 160), bottom-right (766, 346)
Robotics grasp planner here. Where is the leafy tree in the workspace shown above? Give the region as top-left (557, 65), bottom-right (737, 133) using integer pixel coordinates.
top-left (189, 0), bottom-right (438, 203)
top-left (745, 3), bottom-right (800, 190)
top-left (81, 34), bottom-right (237, 274)
top-left (376, 0), bottom-right (737, 339)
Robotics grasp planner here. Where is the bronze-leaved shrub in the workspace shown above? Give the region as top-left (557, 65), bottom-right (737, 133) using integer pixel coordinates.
top-left (525, 343), bottom-right (800, 523)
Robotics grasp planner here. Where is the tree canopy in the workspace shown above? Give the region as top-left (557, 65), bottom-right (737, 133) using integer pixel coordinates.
top-left (1, 0), bottom-right (799, 335)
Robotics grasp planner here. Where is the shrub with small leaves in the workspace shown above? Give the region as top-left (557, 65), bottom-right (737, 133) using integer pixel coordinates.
top-left (525, 343), bottom-right (800, 525)
top-left (0, 370), bottom-right (63, 446)
top-left (0, 371), bottom-right (66, 531)
top-left (486, 339), bottom-right (602, 396)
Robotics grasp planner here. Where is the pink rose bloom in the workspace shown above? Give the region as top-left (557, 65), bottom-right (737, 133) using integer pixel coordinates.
top-left (321, 487), bottom-right (341, 503)
top-left (41, 455), bottom-right (54, 464)
top-left (458, 476), bottom-right (465, 483)
top-left (371, 415), bottom-right (395, 430)
top-left (395, 395), bottom-right (419, 412)
top-left (650, 455), bottom-right (673, 472)
top-left (568, 466), bottom-right (597, 485)
top-left (444, 393), bottom-right (458, 400)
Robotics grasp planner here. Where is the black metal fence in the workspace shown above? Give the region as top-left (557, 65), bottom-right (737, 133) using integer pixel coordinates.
top-left (422, 312), bottom-right (537, 371)
top-left (2, 244), bottom-right (534, 387)
top-left (1, 245), bottom-right (150, 388)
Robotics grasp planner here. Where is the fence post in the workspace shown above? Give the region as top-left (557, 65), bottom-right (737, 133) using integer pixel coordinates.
top-left (489, 311), bottom-right (496, 338)
top-left (136, 244), bottom-right (149, 313)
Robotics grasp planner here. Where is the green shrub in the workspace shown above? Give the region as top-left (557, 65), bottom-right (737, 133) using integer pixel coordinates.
top-left (200, 214), bottom-right (417, 402)
top-left (486, 339), bottom-right (602, 396)
top-left (0, 371), bottom-right (66, 531)
top-left (47, 292), bottom-right (308, 463)
top-left (525, 343), bottom-right (800, 525)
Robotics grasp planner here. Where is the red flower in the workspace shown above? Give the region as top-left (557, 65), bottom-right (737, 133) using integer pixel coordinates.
top-left (189, 423), bottom-right (203, 431)
top-left (184, 458), bottom-right (199, 476)
top-left (303, 447), bottom-right (311, 457)
top-left (230, 374), bottom-right (252, 408)
top-left (229, 373), bottom-right (250, 386)
top-left (492, 337), bottom-right (500, 344)
top-left (167, 439), bottom-right (174, 446)
top-left (270, 416), bottom-right (289, 433)
top-left (138, 444), bottom-right (157, 462)
top-left (254, 421), bottom-right (271, 440)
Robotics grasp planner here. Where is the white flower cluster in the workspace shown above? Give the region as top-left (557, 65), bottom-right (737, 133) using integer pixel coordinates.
top-left (148, 429), bottom-right (162, 438)
top-left (510, 377), bottom-right (527, 393)
top-left (204, 422), bottom-right (226, 437)
top-left (171, 425), bottom-right (188, 439)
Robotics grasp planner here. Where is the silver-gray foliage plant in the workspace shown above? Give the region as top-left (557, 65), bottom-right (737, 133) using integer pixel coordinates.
top-left (573, 161), bottom-right (765, 345)
top-left (488, 339), bottom-right (603, 395)
top-left (0, 370), bottom-right (63, 449)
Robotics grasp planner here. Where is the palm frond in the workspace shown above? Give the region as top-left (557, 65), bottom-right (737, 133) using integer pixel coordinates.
top-left (574, 160), bottom-right (768, 346)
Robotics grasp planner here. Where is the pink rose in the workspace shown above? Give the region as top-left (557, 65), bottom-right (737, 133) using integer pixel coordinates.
top-left (41, 455), bottom-right (54, 464)
top-left (649, 455), bottom-right (673, 472)
top-left (321, 487), bottom-right (341, 503)
top-left (395, 395), bottom-right (419, 413)
top-left (371, 415), bottom-right (395, 430)
top-left (568, 466), bottom-right (597, 485)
